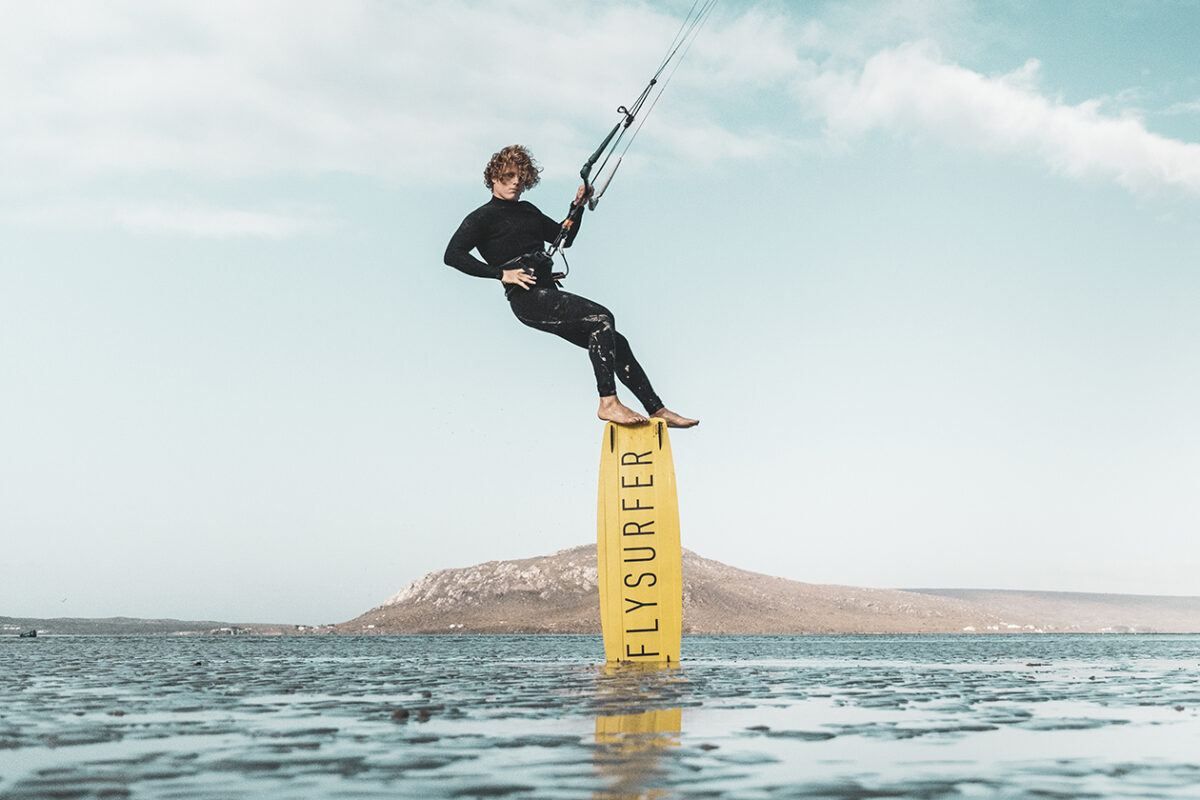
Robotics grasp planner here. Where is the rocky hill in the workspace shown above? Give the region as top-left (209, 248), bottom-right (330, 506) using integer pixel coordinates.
top-left (338, 545), bottom-right (1200, 635)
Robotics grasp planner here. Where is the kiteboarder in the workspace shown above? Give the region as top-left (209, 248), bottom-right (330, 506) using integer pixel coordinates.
top-left (444, 144), bottom-right (698, 428)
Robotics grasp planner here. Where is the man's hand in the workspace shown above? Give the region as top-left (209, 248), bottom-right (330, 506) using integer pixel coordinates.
top-left (501, 268), bottom-right (536, 290)
top-left (572, 184), bottom-right (594, 207)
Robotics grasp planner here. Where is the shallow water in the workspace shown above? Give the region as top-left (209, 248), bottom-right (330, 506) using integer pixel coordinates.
top-left (2, 635), bottom-right (1199, 798)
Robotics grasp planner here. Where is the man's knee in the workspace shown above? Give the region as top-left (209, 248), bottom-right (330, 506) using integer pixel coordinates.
top-left (584, 312), bottom-right (615, 333)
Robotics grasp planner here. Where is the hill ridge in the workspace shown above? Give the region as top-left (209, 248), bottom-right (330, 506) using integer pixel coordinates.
top-left (341, 545), bottom-right (1200, 634)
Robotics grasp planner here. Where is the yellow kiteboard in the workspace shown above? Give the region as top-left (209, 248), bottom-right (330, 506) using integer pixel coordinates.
top-left (597, 420), bottom-right (683, 663)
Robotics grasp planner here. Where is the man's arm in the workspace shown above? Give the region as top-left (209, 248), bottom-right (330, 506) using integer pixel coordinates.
top-left (444, 214), bottom-right (502, 279)
top-left (542, 185), bottom-right (593, 249)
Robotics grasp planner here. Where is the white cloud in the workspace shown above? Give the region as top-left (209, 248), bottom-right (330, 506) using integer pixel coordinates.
top-left (1165, 99), bottom-right (1200, 115)
top-left (0, 0), bottom-right (769, 187)
top-left (0, 0), bottom-right (788, 235)
top-left (2, 0), bottom-right (1198, 238)
top-left (801, 41), bottom-right (1200, 196)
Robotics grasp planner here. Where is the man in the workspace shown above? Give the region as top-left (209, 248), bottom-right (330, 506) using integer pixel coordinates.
top-left (444, 145), bottom-right (697, 428)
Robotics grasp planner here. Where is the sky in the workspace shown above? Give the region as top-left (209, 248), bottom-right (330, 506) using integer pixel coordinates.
top-left (2, 0), bottom-right (1198, 625)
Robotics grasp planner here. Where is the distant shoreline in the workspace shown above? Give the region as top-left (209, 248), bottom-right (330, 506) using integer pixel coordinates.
top-left (7, 625), bottom-right (1200, 638)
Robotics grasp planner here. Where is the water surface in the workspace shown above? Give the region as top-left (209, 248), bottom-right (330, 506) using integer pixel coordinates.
top-left (2, 635), bottom-right (1198, 798)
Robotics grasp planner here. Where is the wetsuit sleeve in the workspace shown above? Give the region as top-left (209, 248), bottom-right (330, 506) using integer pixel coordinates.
top-left (444, 213), bottom-right (502, 279)
top-left (540, 204), bottom-right (584, 249)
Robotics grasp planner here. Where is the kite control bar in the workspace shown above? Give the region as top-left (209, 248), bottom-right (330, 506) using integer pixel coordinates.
top-left (546, 0), bottom-right (717, 260)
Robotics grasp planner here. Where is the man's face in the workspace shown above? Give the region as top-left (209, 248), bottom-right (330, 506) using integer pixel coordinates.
top-left (492, 169), bottom-right (523, 201)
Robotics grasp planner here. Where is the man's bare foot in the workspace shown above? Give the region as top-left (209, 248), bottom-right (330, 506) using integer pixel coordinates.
top-left (651, 408), bottom-right (699, 428)
top-left (598, 395), bottom-right (648, 425)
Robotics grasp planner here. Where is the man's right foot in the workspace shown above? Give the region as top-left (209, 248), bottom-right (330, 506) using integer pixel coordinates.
top-left (651, 408), bottom-right (699, 428)
top-left (598, 396), bottom-right (648, 425)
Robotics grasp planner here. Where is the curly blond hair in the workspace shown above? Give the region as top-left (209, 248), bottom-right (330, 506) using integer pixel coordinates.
top-left (484, 145), bottom-right (542, 191)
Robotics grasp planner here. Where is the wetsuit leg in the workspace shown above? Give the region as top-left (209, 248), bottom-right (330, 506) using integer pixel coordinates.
top-left (509, 288), bottom-right (663, 413)
top-left (612, 332), bottom-right (663, 414)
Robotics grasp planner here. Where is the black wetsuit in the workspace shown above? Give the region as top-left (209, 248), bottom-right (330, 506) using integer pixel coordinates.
top-left (444, 196), bottom-right (663, 413)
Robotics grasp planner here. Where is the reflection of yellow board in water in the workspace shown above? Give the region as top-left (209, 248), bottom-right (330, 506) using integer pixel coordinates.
top-left (595, 707), bottom-right (682, 740)
top-left (597, 420), bottom-right (683, 663)
top-left (594, 707), bottom-right (681, 799)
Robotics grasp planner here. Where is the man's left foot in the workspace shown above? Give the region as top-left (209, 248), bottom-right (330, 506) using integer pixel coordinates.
top-left (651, 408), bottom-right (699, 428)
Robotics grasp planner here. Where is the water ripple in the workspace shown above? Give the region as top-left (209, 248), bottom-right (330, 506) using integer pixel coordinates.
top-left (1, 634), bottom-right (1198, 798)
